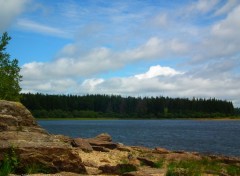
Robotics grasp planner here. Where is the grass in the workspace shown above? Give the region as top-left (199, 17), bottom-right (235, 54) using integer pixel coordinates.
top-left (153, 159), bottom-right (165, 168)
top-left (25, 163), bottom-right (51, 174)
top-left (166, 160), bottom-right (202, 176)
top-left (166, 158), bottom-right (240, 176)
top-left (226, 165), bottom-right (240, 176)
top-left (0, 157), bottom-right (13, 176)
top-left (0, 147), bottom-right (19, 176)
top-left (118, 164), bottom-right (137, 174)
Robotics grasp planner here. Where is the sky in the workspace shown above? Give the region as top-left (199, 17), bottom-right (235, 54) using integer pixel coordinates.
top-left (0, 0), bottom-right (240, 107)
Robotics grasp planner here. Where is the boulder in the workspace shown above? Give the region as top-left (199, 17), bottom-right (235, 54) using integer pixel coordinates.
top-left (0, 100), bottom-right (38, 127)
top-left (94, 133), bottom-right (112, 142)
top-left (71, 138), bottom-right (93, 152)
top-left (87, 133), bottom-right (119, 150)
top-left (123, 167), bottom-right (165, 176)
top-left (154, 147), bottom-right (170, 154)
top-left (99, 163), bottom-right (137, 174)
top-left (0, 100), bottom-right (86, 174)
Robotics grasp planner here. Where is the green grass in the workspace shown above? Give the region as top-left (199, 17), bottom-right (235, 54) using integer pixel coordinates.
top-left (118, 164), bottom-right (137, 174)
top-left (166, 158), bottom-right (240, 176)
top-left (0, 147), bottom-right (19, 176)
top-left (0, 157), bottom-right (12, 176)
top-left (153, 159), bottom-right (165, 168)
top-left (226, 165), bottom-right (240, 176)
top-left (25, 163), bottom-right (51, 174)
top-left (166, 160), bottom-right (202, 176)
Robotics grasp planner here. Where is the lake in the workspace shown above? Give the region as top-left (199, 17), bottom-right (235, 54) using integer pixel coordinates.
top-left (38, 119), bottom-right (240, 157)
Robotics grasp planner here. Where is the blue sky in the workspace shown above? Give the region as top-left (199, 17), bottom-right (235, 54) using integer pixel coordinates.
top-left (1, 0), bottom-right (240, 107)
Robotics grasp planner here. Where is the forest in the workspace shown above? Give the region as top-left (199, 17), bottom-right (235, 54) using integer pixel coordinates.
top-left (20, 93), bottom-right (237, 119)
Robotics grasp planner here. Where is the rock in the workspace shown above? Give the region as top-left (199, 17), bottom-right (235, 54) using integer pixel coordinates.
top-left (99, 163), bottom-right (137, 174)
top-left (129, 158), bottom-right (141, 166)
top-left (137, 157), bottom-right (155, 167)
top-left (71, 138), bottom-right (93, 152)
top-left (117, 144), bottom-right (132, 152)
top-left (83, 160), bottom-right (99, 168)
top-left (94, 133), bottom-right (112, 142)
top-left (92, 146), bottom-right (110, 152)
top-left (87, 133), bottom-right (119, 150)
top-left (123, 167), bottom-right (165, 176)
top-left (0, 100), bottom-right (86, 174)
top-left (0, 121), bottom-right (8, 131)
top-left (154, 147), bottom-right (170, 154)
top-left (0, 100), bottom-right (38, 127)
top-left (85, 166), bottom-right (102, 175)
top-left (5, 147), bottom-right (86, 173)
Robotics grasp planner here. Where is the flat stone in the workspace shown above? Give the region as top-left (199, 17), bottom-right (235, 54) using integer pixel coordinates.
top-left (71, 138), bottom-right (93, 152)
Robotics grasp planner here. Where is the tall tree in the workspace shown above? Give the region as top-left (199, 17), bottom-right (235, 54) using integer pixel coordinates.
top-left (0, 32), bottom-right (22, 101)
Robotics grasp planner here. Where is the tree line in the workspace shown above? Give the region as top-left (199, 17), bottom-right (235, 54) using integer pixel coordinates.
top-left (20, 93), bottom-right (235, 119)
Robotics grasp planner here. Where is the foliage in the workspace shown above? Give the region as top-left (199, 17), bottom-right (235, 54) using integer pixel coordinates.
top-left (165, 158), bottom-right (240, 176)
top-left (153, 159), bottom-right (165, 168)
top-left (118, 164), bottom-right (137, 174)
top-left (21, 93), bottom-right (235, 119)
top-left (0, 32), bottom-right (22, 101)
top-left (167, 160), bottom-right (202, 176)
top-left (25, 163), bottom-right (50, 174)
top-left (0, 147), bottom-right (19, 176)
top-left (226, 165), bottom-right (240, 176)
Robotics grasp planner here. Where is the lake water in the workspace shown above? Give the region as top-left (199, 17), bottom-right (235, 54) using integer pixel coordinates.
top-left (38, 120), bottom-right (240, 157)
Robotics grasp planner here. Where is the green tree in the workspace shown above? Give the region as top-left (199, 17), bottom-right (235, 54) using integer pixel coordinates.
top-left (0, 32), bottom-right (22, 101)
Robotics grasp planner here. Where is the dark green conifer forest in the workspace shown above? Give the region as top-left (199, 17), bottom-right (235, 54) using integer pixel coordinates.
top-left (20, 93), bottom-right (236, 119)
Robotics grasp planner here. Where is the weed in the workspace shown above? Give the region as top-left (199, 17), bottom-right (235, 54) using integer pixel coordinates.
top-left (118, 164), bottom-right (137, 174)
top-left (226, 165), bottom-right (240, 176)
top-left (166, 160), bottom-right (202, 176)
top-left (200, 157), bottom-right (222, 173)
top-left (25, 163), bottom-right (51, 174)
top-left (0, 147), bottom-right (19, 176)
top-left (153, 158), bottom-right (165, 168)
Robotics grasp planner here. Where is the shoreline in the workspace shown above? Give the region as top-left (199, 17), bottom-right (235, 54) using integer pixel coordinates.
top-left (36, 117), bottom-right (240, 121)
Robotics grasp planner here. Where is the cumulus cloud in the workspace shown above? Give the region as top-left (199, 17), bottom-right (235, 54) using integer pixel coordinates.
top-left (21, 36), bottom-right (188, 82)
top-left (0, 0), bottom-right (30, 31)
top-left (190, 4), bottom-right (240, 63)
top-left (135, 65), bottom-right (183, 79)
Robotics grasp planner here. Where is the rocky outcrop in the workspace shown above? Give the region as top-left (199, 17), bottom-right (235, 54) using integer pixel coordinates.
top-left (0, 100), bottom-right (86, 174)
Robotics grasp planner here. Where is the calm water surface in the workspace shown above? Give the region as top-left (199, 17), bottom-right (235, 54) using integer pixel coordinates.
top-left (38, 120), bottom-right (240, 157)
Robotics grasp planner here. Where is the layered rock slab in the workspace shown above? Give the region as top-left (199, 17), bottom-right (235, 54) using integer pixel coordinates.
top-left (0, 100), bottom-right (86, 174)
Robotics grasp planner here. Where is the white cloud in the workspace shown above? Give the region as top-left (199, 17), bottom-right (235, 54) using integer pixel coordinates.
top-left (214, 0), bottom-right (239, 16)
top-left (16, 19), bottom-right (70, 38)
top-left (191, 5), bottom-right (240, 63)
top-left (135, 65), bottom-right (183, 79)
top-left (21, 36), bottom-right (188, 83)
top-left (187, 0), bottom-right (219, 14)
top-left (122, 37), bottom-right (188, 62)
top-left (211, 5), bottom-right (240, 39)
top-left (0, 0), bottom-right (30, 31)
top-left (151, 13), bottom-right (168, 27)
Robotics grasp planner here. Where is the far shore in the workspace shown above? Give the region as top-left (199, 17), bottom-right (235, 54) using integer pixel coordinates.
top-left (36, 117), bottom-right (240, 121)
